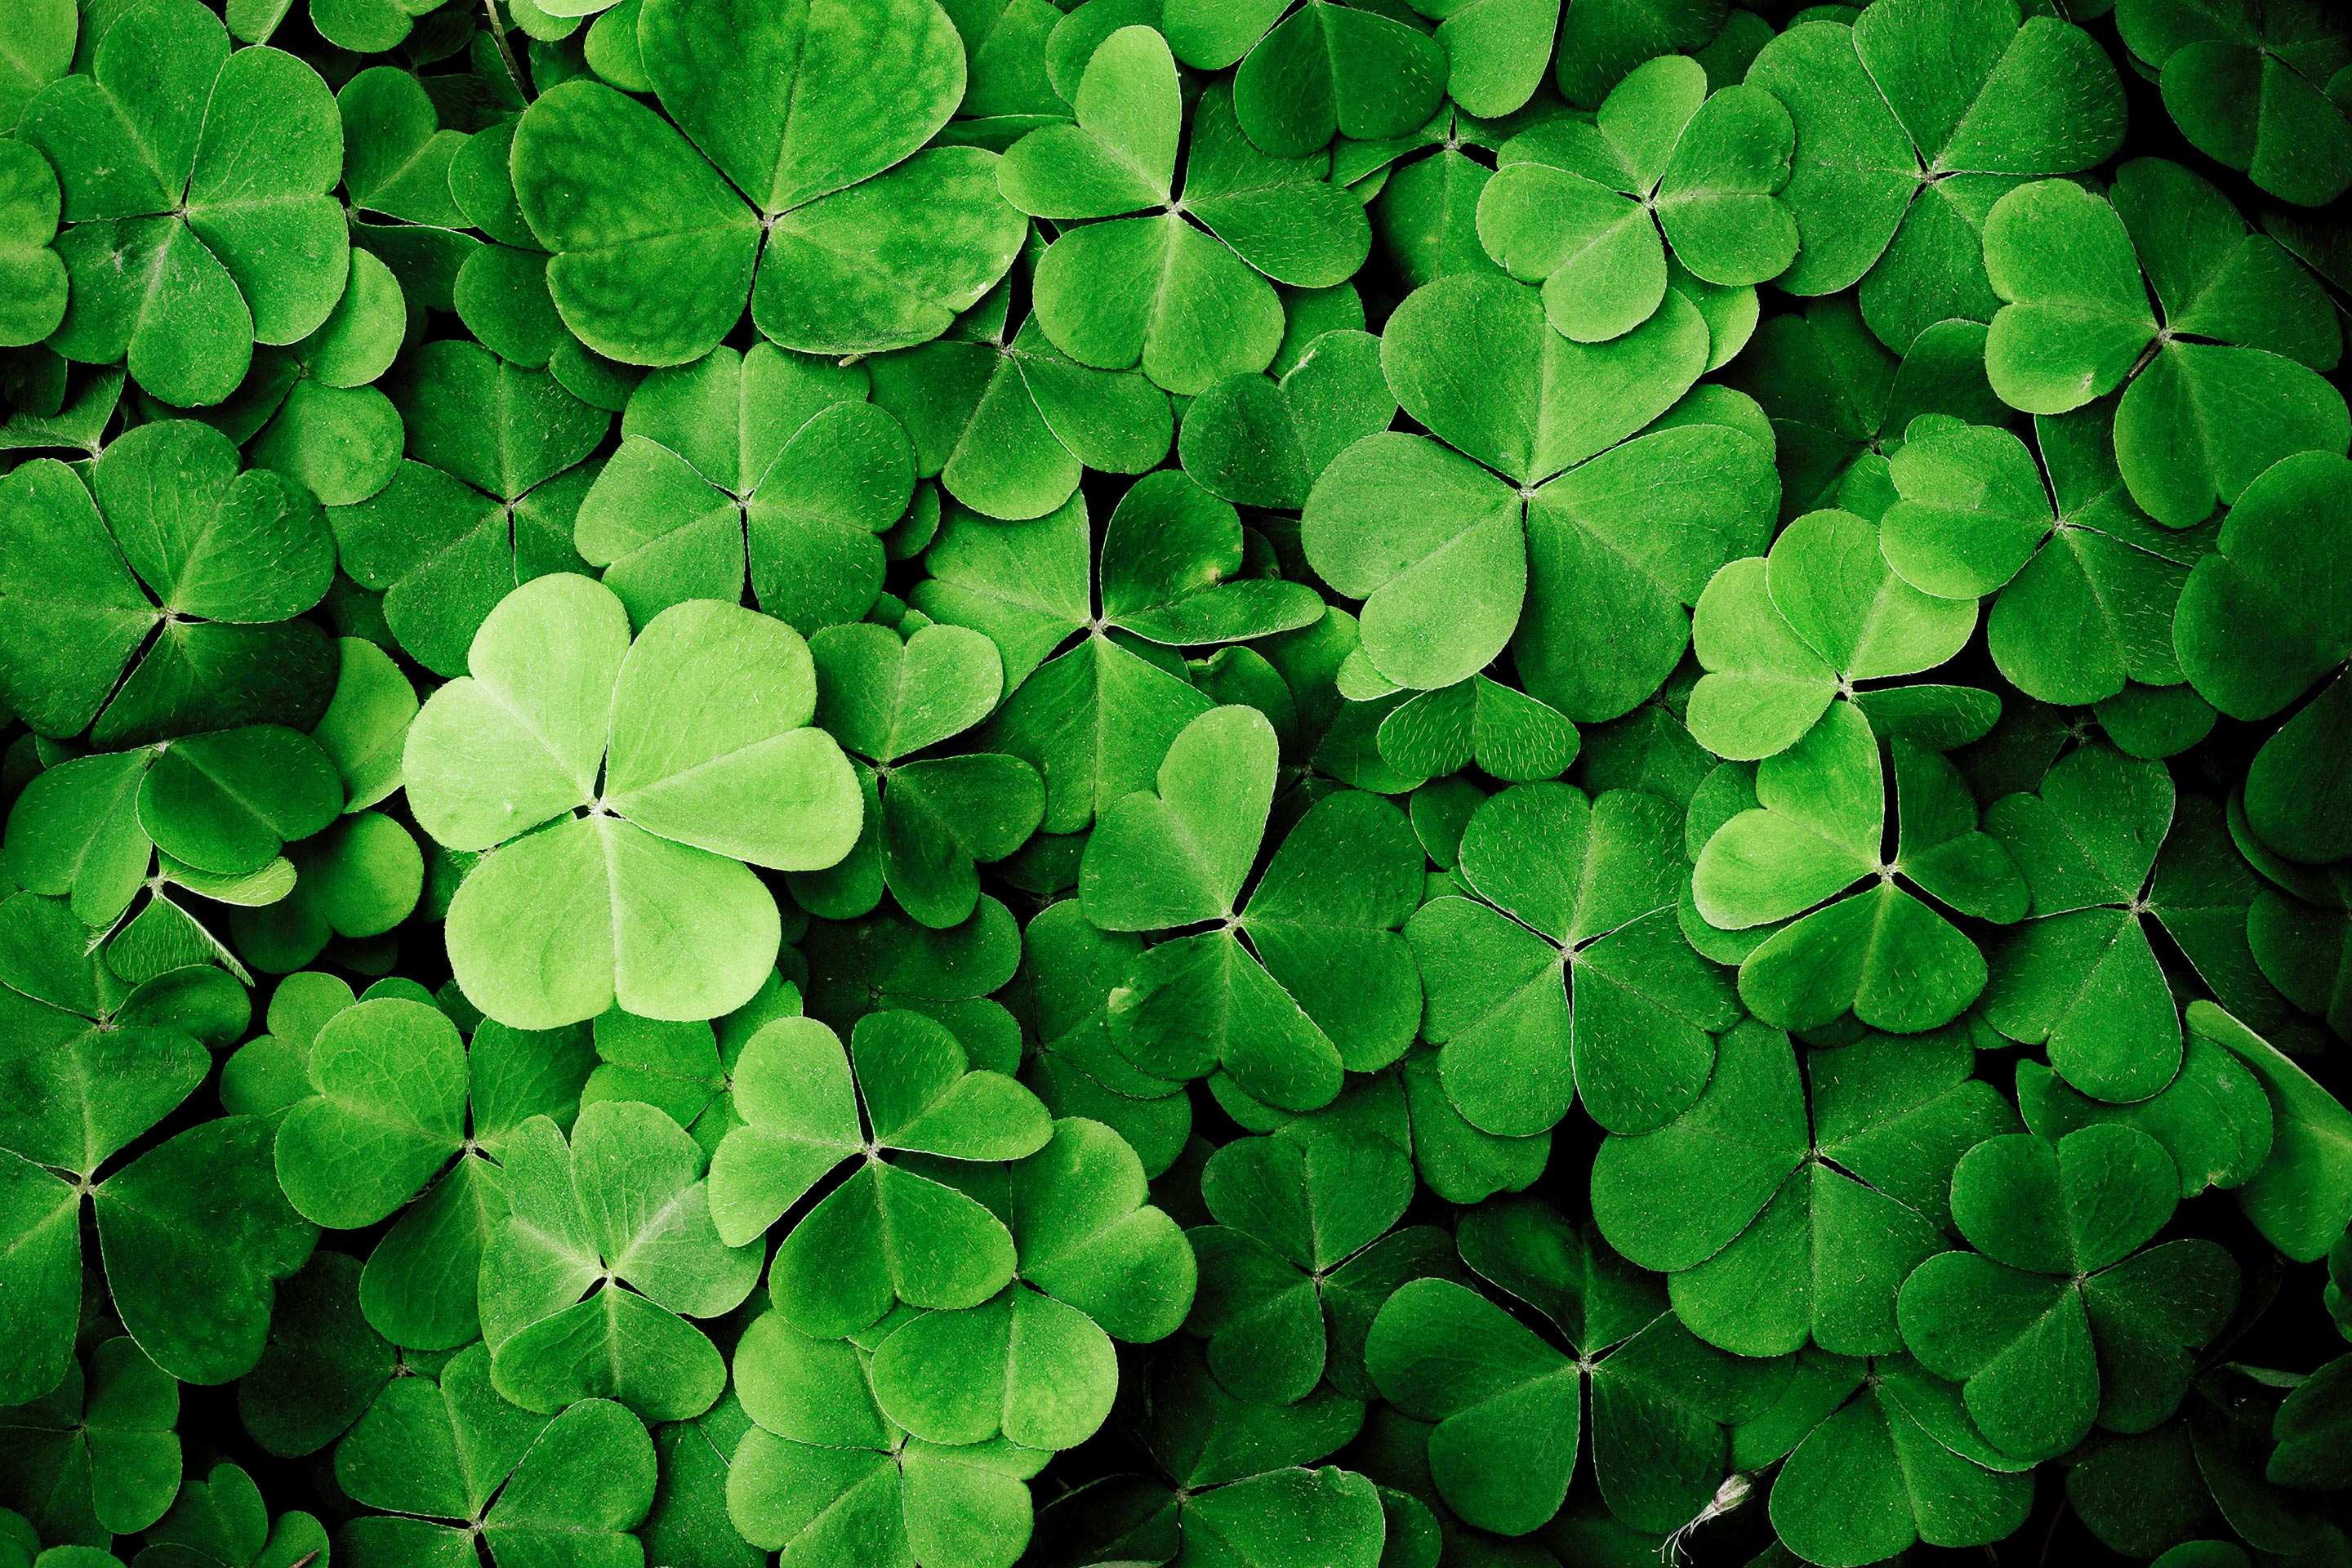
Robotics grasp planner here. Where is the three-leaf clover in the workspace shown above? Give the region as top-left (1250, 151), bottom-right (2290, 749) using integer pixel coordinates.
top-left (403, 572), bottom-right (862, 1027)
top-left (1405, 780), bottom-right (1735, 1138)
top-left (1477, 55), bottom-right (1796, 343)
top-left (510, 0), bottom-right (1024, 363)
top-left (0, 421), bottom-right (335, 747)
top-left (1080, 706), bottom-right (1424, 1111)
top-left (1982, 158), bottom-right (2348, 528)
top-left (1895, 1125), bottom-right (2239, 1460)
top-left (573, 342), bottom-right (915, 635)
top-left (1160, 0), bottom-right (1446, 158)
top-left (1691, 701), bottom-right (2025, 1034)
top-left (2116, 0), bottom-right (2352, 207)
top-left (0, 1338), bottom-right (180, 1544)
top-left (24, 0), bottom-right (348, 407)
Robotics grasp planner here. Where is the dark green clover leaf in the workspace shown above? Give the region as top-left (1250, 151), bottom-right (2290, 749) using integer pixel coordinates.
top-left (1406, 781), bottom-right (1733, 1138)
top-left (0, 141), bottom-right (67, 351)
top-left (511, 0), bottom-right (1022, 363)
top-left (1004, 32), bottom-right (1371, 394)
top-left (1692, 702), bottom-right (2024, 1033)
top-left (2270, 1351), bottom-right (2352, 1490)
top-left (1592, 1021), bottom-right (2019, 1357)
top-left (479, 1099), bottom-right (761, 1422)
top-left (1381, 1196), bottom-right (1788, 1537)
top-left (2116, 0), bottom-right (2352, 207)
top-left (0, 0), bottom-right (73, 126)
top-left (787, 620), bottom-right (1041, 929)
top-left (1895, 1125), bottom-right (2239, 1460)
top-left (800, 897), bottom-right (1025, 1040)
top-left (0, 1338), bottom-right (179, 1543)
top-left (872, 278), bottom-right (1172, 523)
top-left (1686, 507), bottom-right (1976, 761)
top-left (1746, 0), bottom-right (2125, 354)
top-left (235, 1252), bottom-right (395, 1460)
top-left (1178, 328), bottom-right (1395, 511)
top-left (1746, 1350), bottom-right (2033, 1567)
top-left (642, 1394), bottom-right (762, 1568)
top-left (865, 1117), bottom-right (1195, 1450)
top-left (1160, 0), bottom-right (1444, 158)
top-left (2176, 451), bottom-right (2352, 865)
top-left (1183, 1129), bottom-right (1421, 1405)
top-left (0, 421), bottom-right (336, 747)
top-left (1080, 706), bottom-right (1423, 1111)
top-left (136, 1462), bottom-right (324, 1568)
top-left (573, 343), bottom-right (912, 635)
top-left (2189, 1001), bottom-right (2352, 1265)
top-left (1980, 743), bottom-right (2188, 1102)
top-left (2018, 1036), bottom-right (2274, 1204)
top-left (1983, 158), bottom-right (2348, 527)
top-left (1305, 271), bottom-right (1767, 710)
top-left (331, 339), bottom-right (609, 679)
top-left (1013, 900), bottom-right (1193, 1178)
top-left (24, 0), bottom-right (346, 408)
top-left (336, 1356), bottom-right (653, 1568)
top-left (1477, 56), bottom-right (1794, 343)
top-left (1883, 407), bottom-right (2211, 707)
top-left (404, 573), bottom-right (862, 1027)
top-left (915, 474), bottom-right (1321, 831)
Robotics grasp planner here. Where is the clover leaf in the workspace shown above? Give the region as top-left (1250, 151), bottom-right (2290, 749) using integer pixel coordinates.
top-left (1592, 1020), bottom-right (2019, 1357)
top-left (1407, 781), bottom-right (1733, 1138)
top-left (0, 142), bottom-right (67, 352)
top-left (0, 421), bottom-right (336, 747)
top-left (1160, 0), bottom-right (1445, 158)
top-left (24, 0), bottom-right (346, 408)
top-left (1747, 0), bottom-right (2125, 354)
top-left (1895, 1124), bottom-right (2239, 1461)
top-left (137, 1461), bottom-right (324, 1568)
top-left (573, 342), bottom-right (914, 635)
top-left (2116, 0), bottom-right (2352, 207)
top-left (1983, 158), bottom-right (2349, 527)
top-left (1013, 900), bottom-right (1193, 1178)
top-left (1692, 701), bottom-right (2024, 1033)
top-left (1079, 706), bottom-right (1423, 1111)
top-left (1373, 673), bottom-right (1579, 785)
top-left (510, 0), bottom-right (1022, 364)
top-left (1178, 328), bottom-right (1395, 511)
top-left (331, 340), bottom-right (609, 679)
top-left (1477, 56), bottom-right (1795, 343)
top-left (479, 1098), bottom-right (760, 1422)
top-left (1303, 271), bottom-right (1769, 708)
top-left (2189, 1001), bottom-right (2352, 1265)
top-left (235, 1252), bottom-right (395, 1460)
top-left (0, 1338), bottom-right (179, 1543)
top-left (915, 475), bottom-right (1322, 831)
top-left (404, 572), bottom-right (861, 1027)
top-left (1003, 32), bottom-right (1372, 394)
top-left (2018, 1032), bottom-right (2274, 1203)
top-left (337, 1356), bottom-right (653, 1568)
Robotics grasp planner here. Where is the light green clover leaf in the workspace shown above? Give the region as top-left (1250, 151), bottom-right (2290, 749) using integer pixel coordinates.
top-left (24, 0), bottom-right (346, 408)
top-left (0, 0), bottom-right (73, 127)
top-left (1406, 781), bottom-right (1735, 1138)
top-left (2116, 0), bottom-right (2352, 207)
top-left (404, 572), bottom-right (861, 1027)
top-left (1592, 1020), bottom-right (2019, 1357)
top-left (0, 1338), bottom-right (179, 1543)
top-left (1372, 673), bottom-right (1579, 785)
top-left (1983, 158), bottom-right (2348, 527)
top-left (1895, 1124), bottom-right (2239, 1461)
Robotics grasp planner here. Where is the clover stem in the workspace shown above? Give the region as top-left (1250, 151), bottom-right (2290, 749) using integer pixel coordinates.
top-left (483, 0), bottom-right (533, 104)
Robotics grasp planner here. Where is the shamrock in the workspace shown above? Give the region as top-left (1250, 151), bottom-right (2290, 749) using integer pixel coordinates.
top-left (1744, 1349), bottom-right (2034, 1568)
top-left (2116, 0), bottom-right (2352, 207)
top-left (1002, 33), bottom-right (1372, 394)
top-left (871, 280), bottom-right (1173, 523)
top-left (234, 1253), bottom-right (396, 1460)
top-left (23, 0), bottom-right (346, 408)
top-left (851, 1118), bottom-right (1192, 1450)
top-left (1691, 701), bottom-right (2025, 1033)
top-left (2187, 1001), bottom-right (2352, 1266)
top-left (1177, 328), bottom-right (1396, 511)
top-left (1022, 1343), bottom-right (1389, 1568)
top-left (1477, 56), bottom-right (1795, 344)
top-left (0, 421), bottom-right (336, 748)
top-left (1372, 1198), bottom-right (1788, 1538)
top-left (1079, 706), bottom-right (1424, 1111)
top-left (1183, 1128), bottom-right (1435, 1405)
top-left (479, 1098), bottom-right (761, 1422)
top-left (2017, 1034), bottom-right (2274, 1205)
top-left (0, 1338), bottom-right (179, 1544)
top-left (1159, 0), bottom-right (1445, 158)
top-left (573, 343), bottom-right (914, 635)
top-left (403, 573), bottom-right (862, 1027)
top-left (786, 620), bottom-right (1043, 930)
top-left (1592, 1021), bottom-right (2019, 1358)
top-left (0, 141), bottom-right (66, 351)
top-left (2175, 451), bottom-right (2352, 864)
top-left (1745, 0), bottom-right (2125, 354)
top-left (1406, 780), bottom-right (1733, 1138)
top-left (1302, 270), bottom-right (1771, 710)
top-left (330, 340), bottom-right (609, 679)
top-left (704, 1009), bottom-right (1051, 1325)
top-left (1013, 900), bottom-right (1193, 1178)
top-left (1895, 1124), bottom-right (2240, 1460)
top-left (510, 0), bottom-right (1023, 364)
top-left (1982, 158), bottom-right (2348, 528)
top-left (1980, 743), bottom-right (2190, 1101)
top-left (2271, 1352), bottom-right (2352, 1490)
top-left (336, 1353), bottom-right (653, 1568)
top-left (137, 1462), bottom-right (325, 1568)
top-left (913, 475), bottom-right (1323, 831)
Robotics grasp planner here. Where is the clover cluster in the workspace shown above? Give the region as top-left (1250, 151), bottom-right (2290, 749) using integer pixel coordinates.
top-left (4, 0), bottom-right (2352, 1566)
